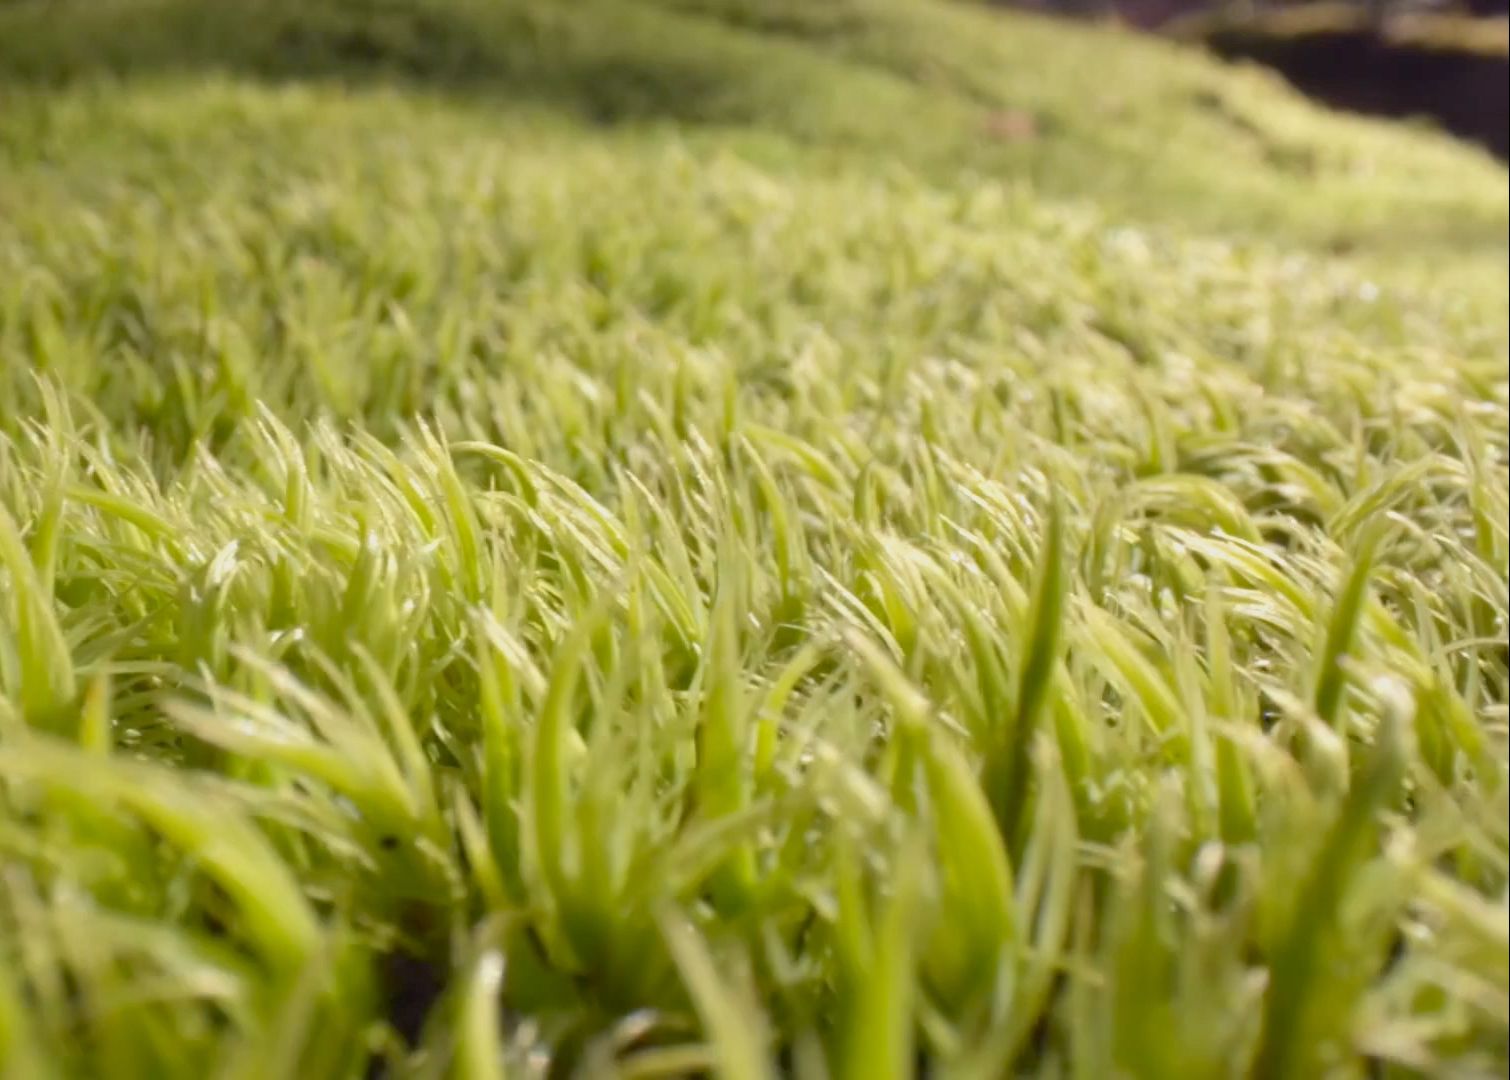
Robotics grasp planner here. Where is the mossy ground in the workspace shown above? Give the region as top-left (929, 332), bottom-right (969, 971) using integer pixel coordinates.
top-left (0, 1), bottom-right (1506, 1077)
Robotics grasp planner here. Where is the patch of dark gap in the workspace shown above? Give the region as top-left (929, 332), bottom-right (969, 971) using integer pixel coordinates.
top-left (1019, 970), bottom-right (1069, 1070)
top-left (201, 907), bottom-right (230, 940)
top-left (775, 1043), bottom-right (796, 1075)
top-left (1379, 927), bottom-right (1408, 977)
top-left (1201, 24), bottom-right (1509, 160)
top-left (378, 947), bottom-right (447, 1049)
top-left (1258, 691), bottom-right (1281, 733)
top-left (1207, 850), bottom-right (1245, 912)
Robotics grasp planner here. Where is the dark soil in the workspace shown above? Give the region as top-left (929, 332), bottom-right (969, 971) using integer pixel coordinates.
top-left (1201, 26), bottom-right (1509, 159)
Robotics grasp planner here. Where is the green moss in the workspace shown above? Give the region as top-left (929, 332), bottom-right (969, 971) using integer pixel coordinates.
top-left (0, 1), bottom-right (1505, 1076)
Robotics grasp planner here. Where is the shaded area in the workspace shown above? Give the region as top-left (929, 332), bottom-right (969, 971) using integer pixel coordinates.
top-left (0, 0), bottom-right (749, 127)
top-left (993, 0), bottom-right (1509, 159)
top-left (1198, 16), bottom-right (1509, 158)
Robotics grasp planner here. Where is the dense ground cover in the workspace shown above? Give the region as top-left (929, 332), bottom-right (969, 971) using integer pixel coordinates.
top-left (0, 1), bottom-right (1506, 1076)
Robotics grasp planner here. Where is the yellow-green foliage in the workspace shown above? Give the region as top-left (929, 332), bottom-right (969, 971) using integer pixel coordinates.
top-left (0, 1), bottom-right (1506, 1077)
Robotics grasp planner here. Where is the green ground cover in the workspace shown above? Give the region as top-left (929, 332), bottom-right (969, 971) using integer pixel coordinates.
top-left (0, 1), bottom-right (1506, 1076)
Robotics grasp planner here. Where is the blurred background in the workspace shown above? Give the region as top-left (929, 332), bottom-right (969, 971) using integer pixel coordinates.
top-left (2, 0), bottom-right (1504, 159)
top-left (994, 0), bottom-right (1508, 158)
